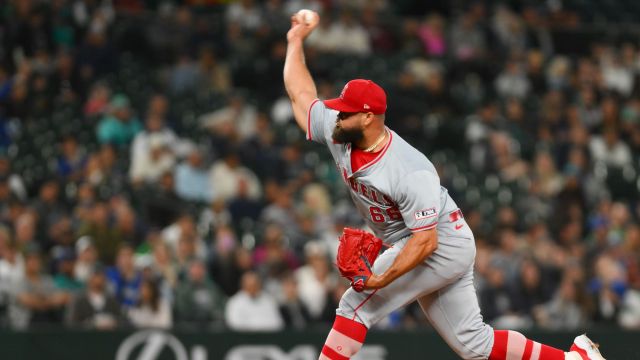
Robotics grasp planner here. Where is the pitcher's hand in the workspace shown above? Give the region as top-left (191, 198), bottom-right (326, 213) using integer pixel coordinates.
top-left (286, 10), bottom-right (319, 43)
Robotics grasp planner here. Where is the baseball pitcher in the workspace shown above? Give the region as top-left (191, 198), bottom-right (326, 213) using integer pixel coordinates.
top-left (283, 9), bottom-right (606, 360)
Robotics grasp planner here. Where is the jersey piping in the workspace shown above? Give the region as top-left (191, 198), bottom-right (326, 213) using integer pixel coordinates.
top-left (410, 223), bottom-right (439, 232)
top-left (306, 99), bottom-right (321, 141)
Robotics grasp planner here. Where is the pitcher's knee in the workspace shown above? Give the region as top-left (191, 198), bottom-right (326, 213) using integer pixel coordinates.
top-left (336, 294), bottom-right (372, 328)
top-left (447, 324), bottom-right (494, 360)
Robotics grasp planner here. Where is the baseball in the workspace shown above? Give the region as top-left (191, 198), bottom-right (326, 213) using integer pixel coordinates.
top-left (297, 9), bottom-right (318, 26)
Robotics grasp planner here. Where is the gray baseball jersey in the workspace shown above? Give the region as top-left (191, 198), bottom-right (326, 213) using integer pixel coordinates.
top-left (307, 100), bottom-right (474, 244)
top-left (308, 100), bottom-right (494, 360)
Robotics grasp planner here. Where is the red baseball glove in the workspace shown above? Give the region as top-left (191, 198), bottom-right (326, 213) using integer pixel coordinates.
top-left (336, 228), bottom-right (384, 292)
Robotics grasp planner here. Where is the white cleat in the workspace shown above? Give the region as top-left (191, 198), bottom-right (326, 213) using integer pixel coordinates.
top-left (570, 334), bottom-right (606, 360)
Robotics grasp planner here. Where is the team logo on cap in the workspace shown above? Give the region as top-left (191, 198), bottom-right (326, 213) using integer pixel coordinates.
top-left (363, 104), bottom-right (370, 109)
top-left (339, 84), bottom-right (348, 99)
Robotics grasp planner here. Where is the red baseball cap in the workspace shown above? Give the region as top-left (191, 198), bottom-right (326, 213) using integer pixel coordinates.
top-left (324, 79), bottom-right (387, 115)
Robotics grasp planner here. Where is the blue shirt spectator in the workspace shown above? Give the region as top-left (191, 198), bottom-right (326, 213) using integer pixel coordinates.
top-left (106, 245), bottom-right (142, 308)
top-left (175, 149), bottom-right (213, 203)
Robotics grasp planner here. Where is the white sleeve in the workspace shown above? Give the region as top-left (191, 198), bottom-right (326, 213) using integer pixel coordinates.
top-left (306, 99), bottom-right (337, 145)
top-left (396, 170), bottom-right (441, 232)
top-left (129, 134), bottom-right (150, 181)
top-left (155, 301), bottom-right (173, 329)
top-left (224, 297), bottom-right (243, 330)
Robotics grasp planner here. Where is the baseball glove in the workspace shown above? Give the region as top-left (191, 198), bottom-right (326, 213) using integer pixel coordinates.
top-left (336, 227), bottom-right (384, 292)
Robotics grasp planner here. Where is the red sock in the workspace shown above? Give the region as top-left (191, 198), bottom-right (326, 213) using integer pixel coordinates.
top-left (489, 330), bottom-right (565, 360)
top-left (319, 315), bottom-right (368, 360)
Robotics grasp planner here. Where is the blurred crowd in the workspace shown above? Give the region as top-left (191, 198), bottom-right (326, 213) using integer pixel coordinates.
top-left (0, 0), bottom-right (640, 333)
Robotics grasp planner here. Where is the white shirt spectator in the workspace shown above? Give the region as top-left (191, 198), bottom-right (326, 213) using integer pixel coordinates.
top-left (619, 289), bottom-right (640, 329)
top-left (306, 20), bottom-right (339, 53)
top-left (0, 253), bottom-right (23, 285)
top-left (603, 61), bottom-right (634, 97)
top-left (295, 264), bottom-right (334, 319)
top-left (0, 251), bottom-right (23, 309)
top-left (161, 217), bottom-right (208, 260)
top-left (225, 291), bottom-right (283, 331)
top-left (271, 96), bottom-right (295, 125)
top-left (225, 0), bottom-right (263, 31)
top-left (130, 128), bottom-right (179, 173)
top-left (128, 299), bottom-right (172, 329)
top-left (200, 100), bottom-right (258, 142)
top-left (589, 132), bottom-right (633, 168)
top-left (129, 133), bottom-right (176, 184)
top-left (328, 16), bottom-right (371, 55)
top-left (209, 156), bottom-right (261, 202)
top-left (495, 62), bottom-right (531, 100)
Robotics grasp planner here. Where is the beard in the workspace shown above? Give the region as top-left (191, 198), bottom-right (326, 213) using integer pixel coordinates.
top-left (332, 124), bottom-right (364, 144)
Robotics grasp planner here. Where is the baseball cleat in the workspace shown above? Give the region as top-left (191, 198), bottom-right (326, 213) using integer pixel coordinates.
top-left (570, 334), bottom-right (606, 360)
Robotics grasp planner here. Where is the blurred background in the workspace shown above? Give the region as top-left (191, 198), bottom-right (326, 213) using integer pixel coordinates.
top-left (1, 0), bottom-right (640, 358)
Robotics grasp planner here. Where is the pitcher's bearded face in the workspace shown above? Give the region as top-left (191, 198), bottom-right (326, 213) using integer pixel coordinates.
top-left (332, 112), bottom-right (364, 144)
top-left (332, 124), bottom-right (364, 143)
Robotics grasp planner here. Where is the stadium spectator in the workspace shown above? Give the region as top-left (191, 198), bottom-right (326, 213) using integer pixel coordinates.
top-left (74, 236), bottom-right (99, 284)
top-left (83, 82), bottom-right (112, 117)
top-left (225, 271), bottom-right (284, 331)
top-left (129, 111), bottom-right (180, 185)
top-left (196, 47), bottom-right (232, 95)
top-left (478, 264), bottom-right (513, 324)
top-left (138, 171), bottom-right (184, 228)
top-left (56, 136), bottom-right (88, 182)
top-left (174, 148), bottom-right (214, 203)
top-left (200, 94), bottom-right (259, 144)
top-left (495, 59), bottom-right (531, 100)
top-left (175, 260), bottom-right (226, 329)
top-left (589, 254), bottom-right (627, 324)
top-left (31, 181), bottom-right (65, 249)
top-left (619, 288), bottom-right (640, 329)
top-left (169, 54), bottom-right (200, 95)
top-left (252, 223), bottom-right (299, 277)
top-left (127, 278), bottom-right (172, 329)
top-left (589, 126), bottom-right (633, 168)
top-left (0, 156), bottom-right (27, 201)
top-left (225, 0), bottom-right (264, 31)
top-left (66, 266), bottom-right (122, 330)
top-left (210, 243), bottom-right (253, 297)
top-left (0, 237), bottom-right (23, 324)
top-left (97, 94), bottom-right (142, 147)
top-left (278, 273), bottom-right (312, 329)
top-left (450, 7), bottom-right (487, 62)
top-left (105, 244), bottom-right (142, 308)
top-left (162, 214), bottom-right (207, 260)
top-left (510, 258), bottom-right (554, 317)
top-left (306, 13), bottom-right (339, 53)
top-left (129, 133), bottom-right (176, 186)
top-left (326, 10), bottom-right (372, 55)
top-left (13, 212), bottom-right (38, 253)
top-left (145, 241), bottom-right (178, 290)
top-left (52, 247), bottom-right (83, 292)
top-left (533, 278), bottom-right (589, 330)
top-left (294, 241), bottom-right (335, 320)
top-left (112, 197), bottom-right (143, 246)
top-left (209, 150), bottom-right (262, 203)
top-left (8, 246), bottom-right (71, 329)
top-left (77, 201), bottom-right (122, 265)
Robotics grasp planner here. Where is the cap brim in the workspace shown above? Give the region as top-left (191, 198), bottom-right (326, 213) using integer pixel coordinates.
top-left (323, 98), bottom-right (362, 113)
